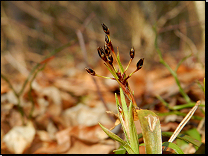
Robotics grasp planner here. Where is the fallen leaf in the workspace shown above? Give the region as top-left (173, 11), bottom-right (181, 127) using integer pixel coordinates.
top-left (33, 141), bottom-right (70, 154)
top-left (62, 102), bottom-right (115, 127)
top-left (65, 137), bottom-right (115, 154)
top-left (37, 130), bottom-right (53, 142)
top-left (3, 121), bottom-right (36, 154)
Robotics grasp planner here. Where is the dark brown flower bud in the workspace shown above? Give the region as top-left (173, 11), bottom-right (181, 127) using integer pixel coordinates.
top-left (101, 23), bottom-right (110, 35)
top-left (130, 47), bottom-right (135, 59)
top-left (136, 58), bottom-right (144, 70)
top-left (104, 44), bottom-right (110, 56)
top-left (105, 34), bottom-right (110, 44)
top-left (97, 47), bottom-right (107, 62)
top-left (85, 67), bottom-right (96, 76)
top-left (107, 54), bottom-right (113, 65)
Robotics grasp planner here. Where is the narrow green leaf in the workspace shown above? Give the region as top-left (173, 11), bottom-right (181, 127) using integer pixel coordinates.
top-left (139, 131), bottom-right (202, 148)
top-left (161, 132), bottom-right (202, 147)
top-left (196, 80), bottom-right (205, 93)
top-left (185, 128), bottom-right (201, 150)
top-left (175, 53), bottom-right (192, 72)
top-left (153, 26), bottom-right (191, 103)
top-left (115, 93), bottom-right (129, 141)
top-left (116, 49), bottom-right (125, 74)
top-left (98, 122), bottom-right (135, 154)
top-left (162, 142), bottom-right (184, 154)
top-left (186, 128), bottom-right (201, 142)
top-left (128, 101), bottom-right (140, 153)
top-left (157, 111), bottom-right (203, 120)
top-left (104, 63), bottom-right (118, 79)
top-left (119, 88), bottom-right (128, 117)
top-left (176, 138), bottom-right (189, 151)
top-left (119, 88), bottom-right (131, 142)
top-left (113, 145), bottom-right (126, 154)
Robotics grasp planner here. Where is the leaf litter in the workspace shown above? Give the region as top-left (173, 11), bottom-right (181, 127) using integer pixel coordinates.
top-left (1, 58), bottom-right (205, 154)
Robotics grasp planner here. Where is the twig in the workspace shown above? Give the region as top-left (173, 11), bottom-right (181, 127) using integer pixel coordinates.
top-left (168, 101), bottom-right (200, 143)
top-left (163, 101), bottom-right (201, 151)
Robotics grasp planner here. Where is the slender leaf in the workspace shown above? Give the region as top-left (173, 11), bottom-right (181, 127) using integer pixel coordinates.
top-left (175, 53), bottom-right (192, 72)
top-left (128, 100), bottom-right (139, 153)
top-left (119, 88), bottom-right (128, 115)
top-left (162, 132), bottom-right (202, 147)
top-left (186, 128), bottom-right (201, 142)
top-left (185, 128), bottom-right (201, 150)
top-left (98, 122), bottom-right (135, 154)
top-left (115, 93), bottom-right (129, 142)
top-left (113, 145), bottom-right (126, 154)
top-left (162, 142), bottom-right (184, 154)
top-left (116, 49), bottom-right (125, 74)
top-left (153, 25), bottom-right (191, 103)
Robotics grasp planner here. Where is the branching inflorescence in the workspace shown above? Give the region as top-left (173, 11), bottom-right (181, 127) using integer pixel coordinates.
top-left (85, 23), bottom-right (144, 108)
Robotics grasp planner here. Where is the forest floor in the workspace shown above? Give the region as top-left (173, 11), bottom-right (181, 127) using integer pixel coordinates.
top-left (1, 52), bottom-right (205, 154)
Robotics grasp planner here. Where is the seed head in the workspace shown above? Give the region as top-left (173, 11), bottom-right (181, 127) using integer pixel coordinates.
top-left (130, 47), bottom-right (135, 59)
top-left (107, 54), bottom-right (113, 65)
top-left (105, 34), bottom-right (111, 45)
top-left (101, 23), bottom-right (110, 35)
top-left (97, 47), bottom-right (107, 62)
top-left (85, 67), bottom-right (96, 76)
top-left (136, 58), bottom-right (144, 70)
top-left (104, 44), bottom-right (111, 56)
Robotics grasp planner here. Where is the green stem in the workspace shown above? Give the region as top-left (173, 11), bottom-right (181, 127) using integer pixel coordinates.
top-left (156, 111), bottom-right (202, 120)
top-left (153, 26), bottom-right (191, 103)
top-left (28, 64), bottom-right (46, 119)
top-left (1, 73), bottom-right (25, 124)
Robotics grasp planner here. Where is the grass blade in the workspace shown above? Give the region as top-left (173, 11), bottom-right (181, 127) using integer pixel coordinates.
top-left (162, 142), bottom-right (184, 154)
top-left (98, 122), bottom-right (135, 154)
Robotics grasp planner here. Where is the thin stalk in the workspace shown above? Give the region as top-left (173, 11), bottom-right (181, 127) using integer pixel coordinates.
top-left (154, 26), bottom-right (191, 103)
top-left (1, 73), bottom-right (25, 124)
top-left (124, 59), bottom-right (133, 75)
top-left (29, 64), bottom-right (46, 119)
top-left (157, 111), bottom-right (202, 120)
top-left (175, 53), bottom-right (192, 72)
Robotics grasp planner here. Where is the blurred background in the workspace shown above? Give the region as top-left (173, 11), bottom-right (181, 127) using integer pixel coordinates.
top-left (1, 1), bottom-right (205, 73)
top-left (1, 1), bottom-right (205, 154)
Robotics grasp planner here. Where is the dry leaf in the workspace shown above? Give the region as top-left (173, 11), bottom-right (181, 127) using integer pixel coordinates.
top-left (47, 120), bottom-right (58, 140)
top-left (62, 102), bottom-right (115, 127)
top-left (3, 121), bottom-right (36, 154)
top-left (37, 130), bottom-right (53, 142)
top-left (33, 141), bottom-right (70, 154)
top-left (65, 137), bottom-right (115, 154)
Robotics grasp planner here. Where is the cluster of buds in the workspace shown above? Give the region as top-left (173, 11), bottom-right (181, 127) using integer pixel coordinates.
top-left (85, 23), bottom-right (144, 107)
